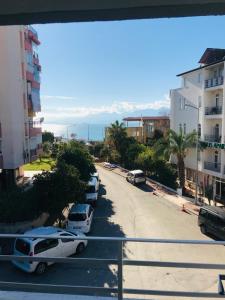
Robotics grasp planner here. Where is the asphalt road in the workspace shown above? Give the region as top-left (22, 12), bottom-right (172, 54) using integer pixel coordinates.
top-left (1, 166), bottom-right (225, 299)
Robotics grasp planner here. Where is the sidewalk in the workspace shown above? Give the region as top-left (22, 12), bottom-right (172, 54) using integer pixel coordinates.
top-left (99, 164), bottom-right (200, 216)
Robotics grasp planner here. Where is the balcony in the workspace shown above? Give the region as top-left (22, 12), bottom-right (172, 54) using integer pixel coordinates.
top-left (29, 127), bottom-right (42, 137)
top-left (205, 106), bottom-right (222, 115)
top-left (28, 29), bottom-right (40, 45)
top-left (204, 134), bottom-right (221, 143)
top-left (205, 76), bottom-right (224, 88)
top-left (204, 161), bottom-right (221, 172)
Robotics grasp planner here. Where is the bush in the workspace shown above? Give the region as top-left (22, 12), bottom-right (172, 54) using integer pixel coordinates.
top-left (150, 160), bottom-right (178, 190)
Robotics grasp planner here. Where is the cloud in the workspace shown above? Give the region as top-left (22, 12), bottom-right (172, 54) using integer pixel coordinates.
top-left (41, 95), bottom-right (77, 101)
top-left (39, 95), bottom-right (170, 122)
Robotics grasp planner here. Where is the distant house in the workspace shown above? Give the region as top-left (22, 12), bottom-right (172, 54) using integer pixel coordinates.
top-left (123, 116), bottom-right (170, 144)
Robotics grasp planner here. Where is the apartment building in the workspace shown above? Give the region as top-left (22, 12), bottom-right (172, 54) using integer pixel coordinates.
top-left (0, 25), bottom-right (42, 186)
top-left (170, 48), bottom-right (225, 204)
top-left (123, 116), bottom-right (170, 144)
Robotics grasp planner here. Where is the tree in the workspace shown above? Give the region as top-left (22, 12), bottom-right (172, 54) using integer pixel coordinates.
top-left (154, 128), bottom-right (196, 190)
top-left (33, 161), bottom-right (86, 223)
top-left (42, 131), bottom-right (54, 143)
top-left (107, 121), bottom-right (127, 164)
top-left (135, 147), bottom-right (154, 174)
top-left (57, 141), bottom-right (96, 181)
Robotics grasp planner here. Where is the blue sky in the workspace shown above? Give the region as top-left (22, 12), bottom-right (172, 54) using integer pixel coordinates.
top-left (35, 16), bottom-right (225, 135)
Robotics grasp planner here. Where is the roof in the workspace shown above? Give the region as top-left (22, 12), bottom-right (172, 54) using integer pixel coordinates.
top-left (23, 226), bottom-right (62, 242)
top-left (199, 48), bottom-right (225, 64)
top-left (70, 204), bottom-right (89, 214)
top-left (201, 206), bottom-right (225, 218)
top-left (129, 170), bottom-right (144, 175)
top-left (88, 176), bottom-right (97, 185)
top-left (177, 58), bottom-right (225, 77)
top-left (123, 116), bottom-right (170, 122)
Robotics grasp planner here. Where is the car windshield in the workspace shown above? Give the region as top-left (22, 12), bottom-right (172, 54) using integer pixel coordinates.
top-left (68, 213), bottom-right (87, 221)
top-left (15, 238), bottom-right (30, 255)
top-left (135, 173), bottom-right (144, 178)
top-left (86, 185), bottom-right (96, 193)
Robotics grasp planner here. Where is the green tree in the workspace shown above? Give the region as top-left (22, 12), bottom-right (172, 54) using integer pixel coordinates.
top-left (107, 121), bottom-right (127, 164)
top-left (33, 162), bottom-right (86, 223)
top-left (135, 147), bottom-right (154, 174)
top-left (42, 141), bottom-right (51, 156)
top-left (155, 128), bottom-right (196, 190)
top-left (57, 141), bottom-right (96, 181)
top-left (42, 131), bottom-right (54, 143)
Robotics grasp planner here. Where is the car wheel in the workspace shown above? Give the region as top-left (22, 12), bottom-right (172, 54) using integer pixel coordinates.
top-left (35, 262), bottom-right (47, 275)
top-left (76, 242), bottom-right (85, 254)
top-left (200, 225), bottom-right (207, 235)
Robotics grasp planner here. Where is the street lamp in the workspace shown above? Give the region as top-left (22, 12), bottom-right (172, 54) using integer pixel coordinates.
top-left (184, 101), bottom-right (199, 205)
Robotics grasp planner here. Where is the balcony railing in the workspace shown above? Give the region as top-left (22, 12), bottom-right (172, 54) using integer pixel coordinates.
top-left (205, 106), bottom-right (222, 115)
top-left (205, 76), bottom-right (224, 88)
top-left (1, 233), bottom-right (225, 299)
top-left (204, 161), bottom-right (221, 172)
top-left (204, 134), bottom-right (221, 143)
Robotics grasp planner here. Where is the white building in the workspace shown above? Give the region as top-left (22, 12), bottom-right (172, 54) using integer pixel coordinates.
top-left (0, 26), bottom-right (42, 187)
top-left (170, 48), bottom-right (225, 203)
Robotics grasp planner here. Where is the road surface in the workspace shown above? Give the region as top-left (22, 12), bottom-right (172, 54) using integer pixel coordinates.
top-left (1, 166), bottom-right (225, 299)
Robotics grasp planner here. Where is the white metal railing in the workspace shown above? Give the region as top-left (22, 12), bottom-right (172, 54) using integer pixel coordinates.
top-left (1, 234), bottom-right (225, 299)
top-left (205, 76), bottom-right (224, 88)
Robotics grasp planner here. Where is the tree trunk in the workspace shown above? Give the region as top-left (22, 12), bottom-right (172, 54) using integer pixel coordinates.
top-left (177, 158), bottom-right (185, 189)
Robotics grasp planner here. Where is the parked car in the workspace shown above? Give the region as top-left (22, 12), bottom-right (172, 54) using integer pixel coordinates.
top-left (91, 172), bottom-right (100, 191)
top-left (126, 170), bottom-right (146, 185)
top-left (85, 176), bottom-right (98, 206)
top-left (12, 226), bottom-right (87, 274)
top-left (66, 204), bottom-right (94, 233)
top-left (103, 162), bottom-right (116, 169)
top-left (198, 206), bottom-right (225, 239)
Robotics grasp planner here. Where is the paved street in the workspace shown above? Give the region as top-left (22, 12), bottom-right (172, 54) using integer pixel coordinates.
top-left (1, 166), bottom-right (225, 299)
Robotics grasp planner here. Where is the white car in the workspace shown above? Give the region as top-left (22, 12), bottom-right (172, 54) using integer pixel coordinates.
top-left (126, 170), bottom-right (146, 185)
top-left (13, 226), bottom-right (87, 274)
top-left (86, 176), bottom-right (98, 206)
top-left (91, 172), bottom-right (100, 191)
top-left (66, 204), bottom-right (94, 233)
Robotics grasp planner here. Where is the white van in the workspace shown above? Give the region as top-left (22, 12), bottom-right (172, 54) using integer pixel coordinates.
top-left (66, 204), bottom-right (94, 233)
top-left (86, 176), bottom-right (98, 206)
top-left (91, 172), bottom-right (100, 191)
top-left (12, 227), bottom-right (87, 274)
top-left (126, 170), bottom-right (146, 185)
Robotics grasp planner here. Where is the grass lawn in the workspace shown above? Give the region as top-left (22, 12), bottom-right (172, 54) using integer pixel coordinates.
top-left (23, 158), bottom-right (56, 171)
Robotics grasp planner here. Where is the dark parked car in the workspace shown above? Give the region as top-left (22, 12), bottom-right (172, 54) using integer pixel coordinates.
top-left (198, 206), bottom-right (225, 240)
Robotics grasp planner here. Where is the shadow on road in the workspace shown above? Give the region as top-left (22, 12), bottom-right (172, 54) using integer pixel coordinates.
top-left (135, 183), bottom-right (155, 193)
top-left (0, 183), bottom-right (126, 296)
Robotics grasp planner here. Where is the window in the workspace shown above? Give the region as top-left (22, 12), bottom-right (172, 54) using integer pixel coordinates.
top-left (198, 73), bottom-right (202, 83)
top-left (179, 124), bottom-right (182, 132)
top-left (183, 77), bottom-right (187, 87)
top-left (88, 207), bottom-right (93, 217)
top-left (15, 239), bottom-right (30, 255)
top-left (68, 213), bottom-right (87, 221)
top-left (179, 97), bottom-right (185, 110)
top-left (86, 185), bottom-right (96, 193)
top-left (34, 239), bottom-right (59, 254)
top-left (216, 94), bottom-right (219, 107)
top-left (60, 233), bottom-right (74, 243)
top-left (183, 123), bottom-right (186, 134)
top-left (198, 124), bottom-right (201, 137)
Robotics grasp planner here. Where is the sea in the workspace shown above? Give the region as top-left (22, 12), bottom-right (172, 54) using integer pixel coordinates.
top-left (42, 123), bottom-right (108, 141)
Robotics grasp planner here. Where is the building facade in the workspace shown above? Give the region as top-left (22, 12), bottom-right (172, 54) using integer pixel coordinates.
top-left (0, 25), bottom-right (42, 186)
top-left (123, 116), bottom-right (170, 144)
top-left (170, 48), bottom-right (225, 204)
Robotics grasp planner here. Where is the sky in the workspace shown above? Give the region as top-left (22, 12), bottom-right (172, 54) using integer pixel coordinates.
top-left (34, 16), bottom-right (225, 136)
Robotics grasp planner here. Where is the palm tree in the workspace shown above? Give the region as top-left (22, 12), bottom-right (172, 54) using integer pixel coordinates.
top-left (154, 128), bottom-right (197, 190)
top-left (106, 120), bottom-right (127, 163)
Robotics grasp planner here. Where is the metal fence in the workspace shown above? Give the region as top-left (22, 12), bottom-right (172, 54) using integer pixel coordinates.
top-left (1, 234), bottom-right (225, 299)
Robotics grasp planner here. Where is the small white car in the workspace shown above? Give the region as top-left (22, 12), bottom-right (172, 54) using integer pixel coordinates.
top-left (91, 172), bottom-right (100, 191)
top-left (126, 170), bottom-right (146, 185)
top-left (86, 176), bottom-right (98, 206)
top-left (13, 226), bottom-right (87, 274)
top-left (67, 204), bottom-right (94, 233)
